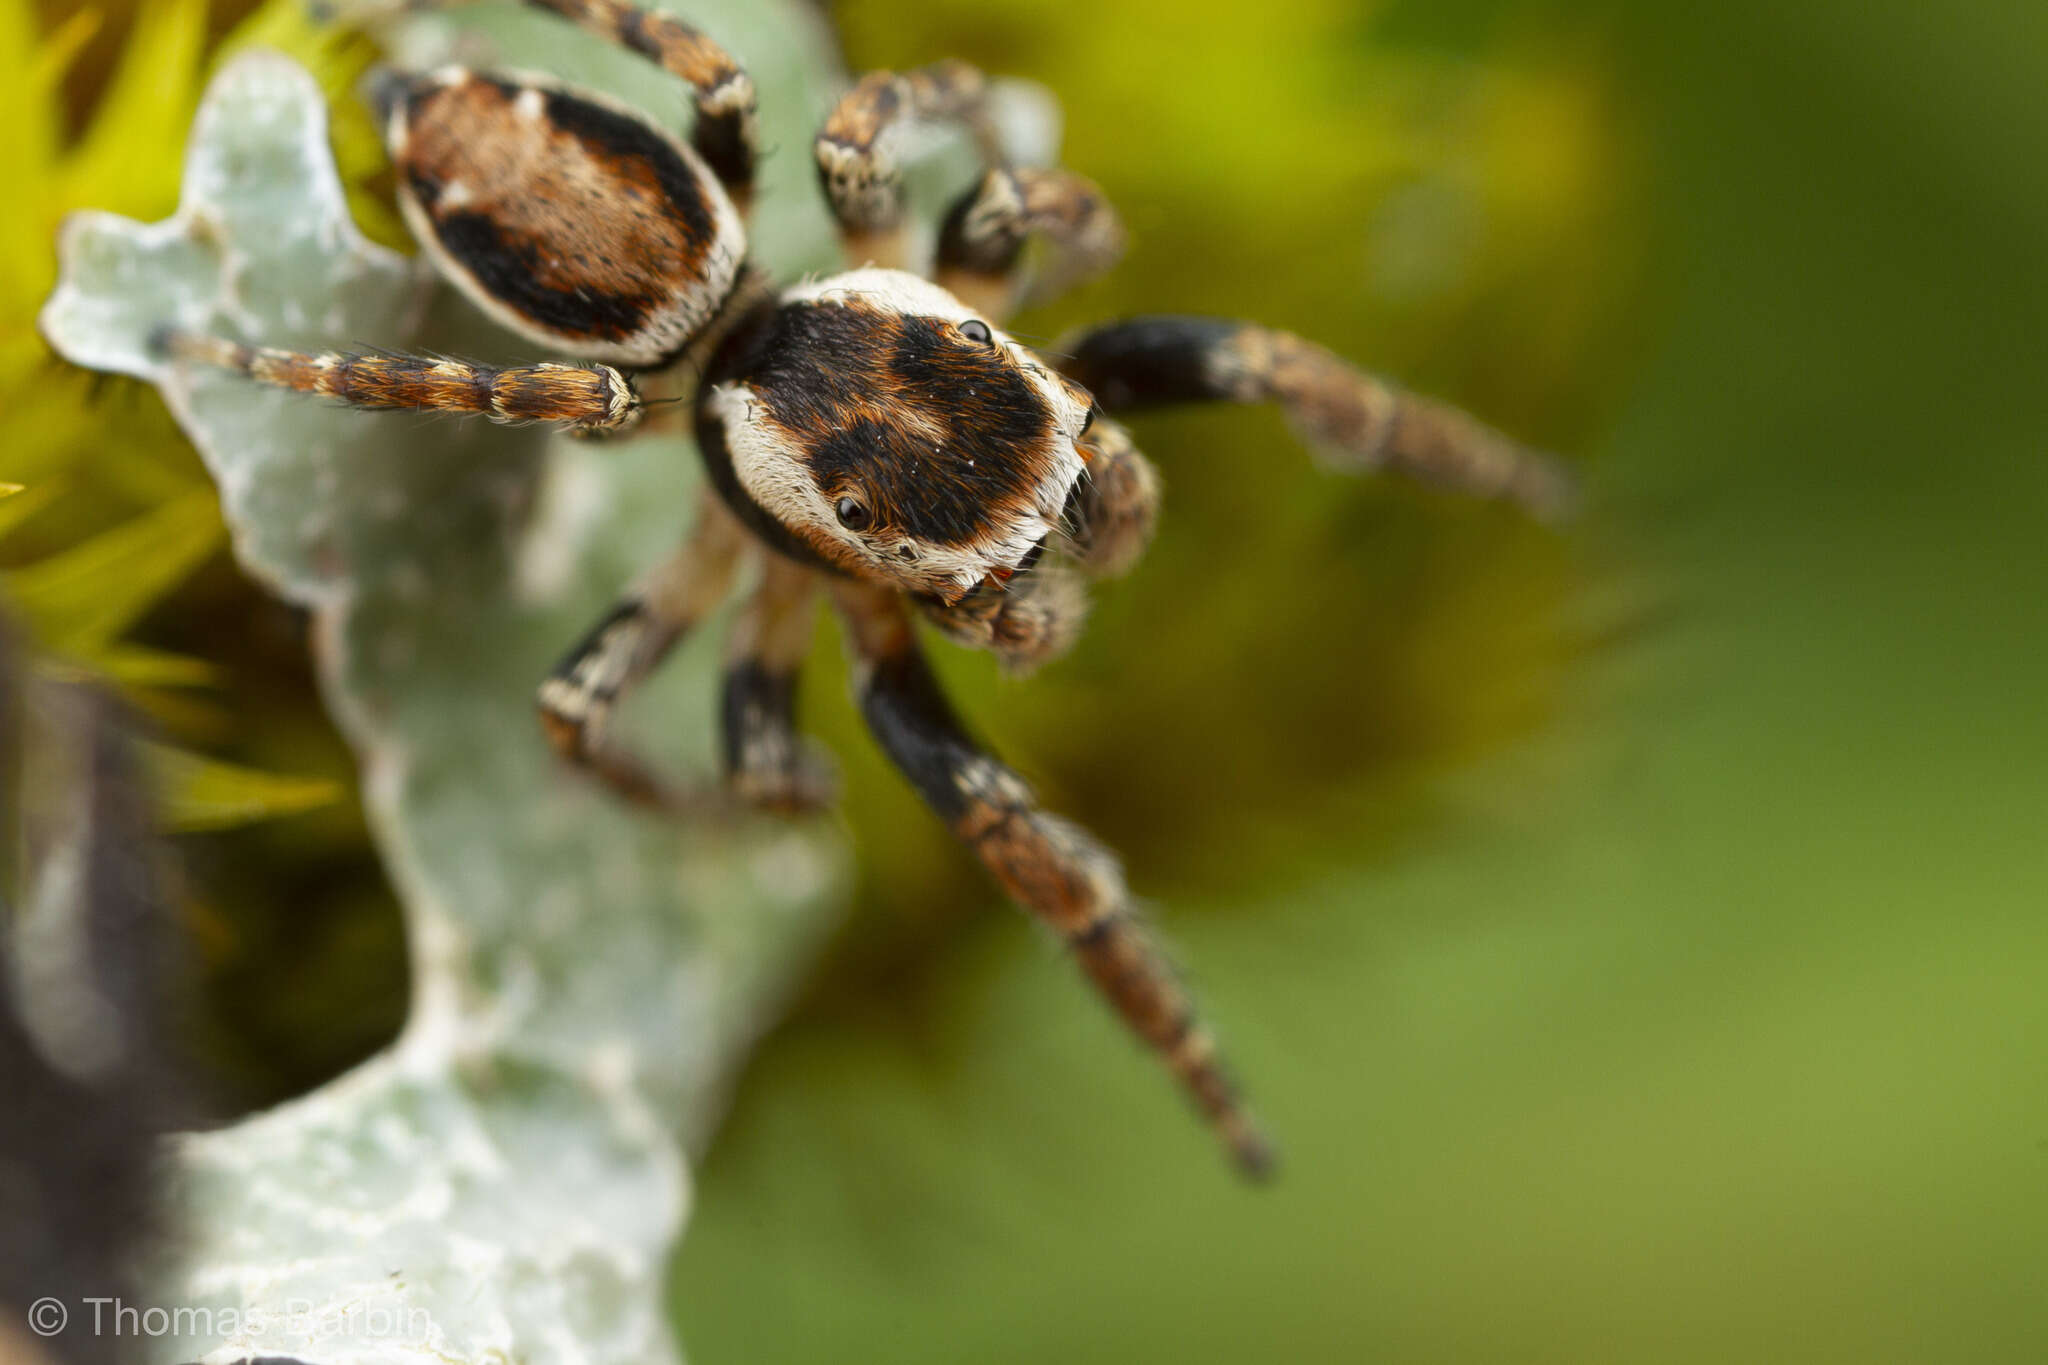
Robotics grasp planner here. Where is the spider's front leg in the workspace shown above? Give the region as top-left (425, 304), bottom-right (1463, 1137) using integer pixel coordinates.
top-left (833, 577), bottom-right (1276, 1179)
top-left (1061, 317), bottom-right (1578, 520)
top-left (154, 330), bottom-right (642, 432)
top-left (538, 491), bottom-right (747, 809)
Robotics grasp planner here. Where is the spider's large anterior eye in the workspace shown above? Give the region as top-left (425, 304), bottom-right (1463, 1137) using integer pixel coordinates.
top-left (959, 319), bottom-right (994, 346)
top-left (835, 496), bottom-right (871, 531)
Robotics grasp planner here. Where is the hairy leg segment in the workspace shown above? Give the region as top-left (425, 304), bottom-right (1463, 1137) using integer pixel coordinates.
top-left (1060, 316), bottom-right (1578, 520)
top-left (153, 330), bottom-right (642, 432)
top-left (833, 576), bottom-right (1276, 1177)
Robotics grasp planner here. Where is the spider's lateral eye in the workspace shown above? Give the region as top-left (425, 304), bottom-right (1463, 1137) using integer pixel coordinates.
top-left (835, 496), bottom-right (871, 531)
top-left (1080, 403), bottom-right (1099, 436)
top-left (959, 319), bottom-right (994, 346)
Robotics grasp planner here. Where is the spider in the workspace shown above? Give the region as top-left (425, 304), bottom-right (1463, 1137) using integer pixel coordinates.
top-left (156, 0), bottom-right (1575, 1180)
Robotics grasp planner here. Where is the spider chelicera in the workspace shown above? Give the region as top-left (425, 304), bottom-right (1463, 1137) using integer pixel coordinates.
top-left (157, 0), bottom-right (1575, 1179)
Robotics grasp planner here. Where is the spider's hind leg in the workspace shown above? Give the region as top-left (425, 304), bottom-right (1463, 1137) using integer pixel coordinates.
top-left (834, 577), bottom-right (1276, 1179)
top-left (155, 329), bottom-right (641, 432)
top-left (523, 0), bottom-right (758, 206)
top-left (345, 0), bottom-right (759, 206)
top-left (1060, 317), bottom-right (1578, 520)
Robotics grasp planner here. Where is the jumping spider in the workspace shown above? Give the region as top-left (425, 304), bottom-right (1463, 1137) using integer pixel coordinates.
top-left (159, 0), bottom-right (1575, 1179)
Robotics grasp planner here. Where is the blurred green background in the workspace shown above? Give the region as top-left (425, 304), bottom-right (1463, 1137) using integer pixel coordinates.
top-left (10, 0), bottom-right (2048, 1359)
top-left (674, 2), bottom-right (2048, 1362)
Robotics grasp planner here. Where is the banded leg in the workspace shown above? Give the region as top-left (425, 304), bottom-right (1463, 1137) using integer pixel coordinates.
top-left (815, 60), bottom-right (999, 269)
top-left (154, 329), bottom-right (640, 432)
top-left (1060, 317), bottom-right (1577, 520)
top-left (538, 494), bottom-right (747, 807)
top-left (936, 167), bottom-right (1126, 322)
top-left (719, 553), bottom-right (833, 812)
top-left (834, 578), bottom-right (1275, 1178)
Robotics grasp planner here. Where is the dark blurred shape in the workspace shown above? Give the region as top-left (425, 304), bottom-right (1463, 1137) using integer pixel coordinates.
top-left (0, 616), bottom-right (189, 1365)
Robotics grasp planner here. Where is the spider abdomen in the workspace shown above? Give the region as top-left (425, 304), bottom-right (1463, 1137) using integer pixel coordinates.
top-left (382, 68), bottom-right (745, 368)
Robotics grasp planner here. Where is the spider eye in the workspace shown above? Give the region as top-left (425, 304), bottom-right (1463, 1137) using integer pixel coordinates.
top-left (959, 319), bottom-right (994, 346)
top-left (1080, 403), bottom-right (1099, 436)
top-left (835, 496), bottom-right (871, 531)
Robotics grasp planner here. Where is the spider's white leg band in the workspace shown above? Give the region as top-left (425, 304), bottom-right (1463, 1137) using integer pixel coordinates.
top-left (833, 577), bottom-right (1277, 1180)
top-left (1059, 316), bottom-right (1579, 521)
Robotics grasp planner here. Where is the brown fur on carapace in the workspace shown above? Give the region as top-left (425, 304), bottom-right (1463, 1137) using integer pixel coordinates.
top-left (711, 291), bottom-right (1079, 593)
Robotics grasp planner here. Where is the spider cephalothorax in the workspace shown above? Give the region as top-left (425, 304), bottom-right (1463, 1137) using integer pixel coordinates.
top-left (704, 269), bottom-right (1093, 603)
top-left (157, 0), bottom-right (1578, 1180)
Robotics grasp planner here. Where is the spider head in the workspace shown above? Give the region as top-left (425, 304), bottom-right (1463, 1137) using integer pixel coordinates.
top-left (707, 269), bottom-right (1096, 603)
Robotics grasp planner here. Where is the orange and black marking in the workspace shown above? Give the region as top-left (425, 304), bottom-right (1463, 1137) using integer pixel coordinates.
top-left (382, 68), bottom-right (742, 367)
top-left (1061, 316), bottom-right (1579, 520)
top-left (524, 0), bottom-right (758, 202)
top-left (835, 579), bottom-right (1276, 1179)
top-left (702, 289), bottom-right (1083, 602)
top-left (153, 328), bottom-right (639, 430)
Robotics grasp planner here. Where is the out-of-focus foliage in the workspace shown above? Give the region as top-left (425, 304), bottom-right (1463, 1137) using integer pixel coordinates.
top-left (2, 0), bottom-right (423, 1103)
top-left (0, 0), bottom-right (399, 833)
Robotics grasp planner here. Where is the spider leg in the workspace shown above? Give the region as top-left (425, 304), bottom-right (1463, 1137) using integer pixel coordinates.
top-left (833, 577), bottom-right (1276, 1179)
top-left (815, 60), bottom-right (999, 269)
top-left (351, 0), bottom-right (758, 209)
top-left (936, 167), bottom-right (1126, 322)
top-left (720, 552), bottom-right (834, 813)
top-left (537, 492), bottom-right (747, 808)
top-left (1060, 317), bottom-right (1578, 520)
top-left (154, 329), bottom-right (640, 432)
